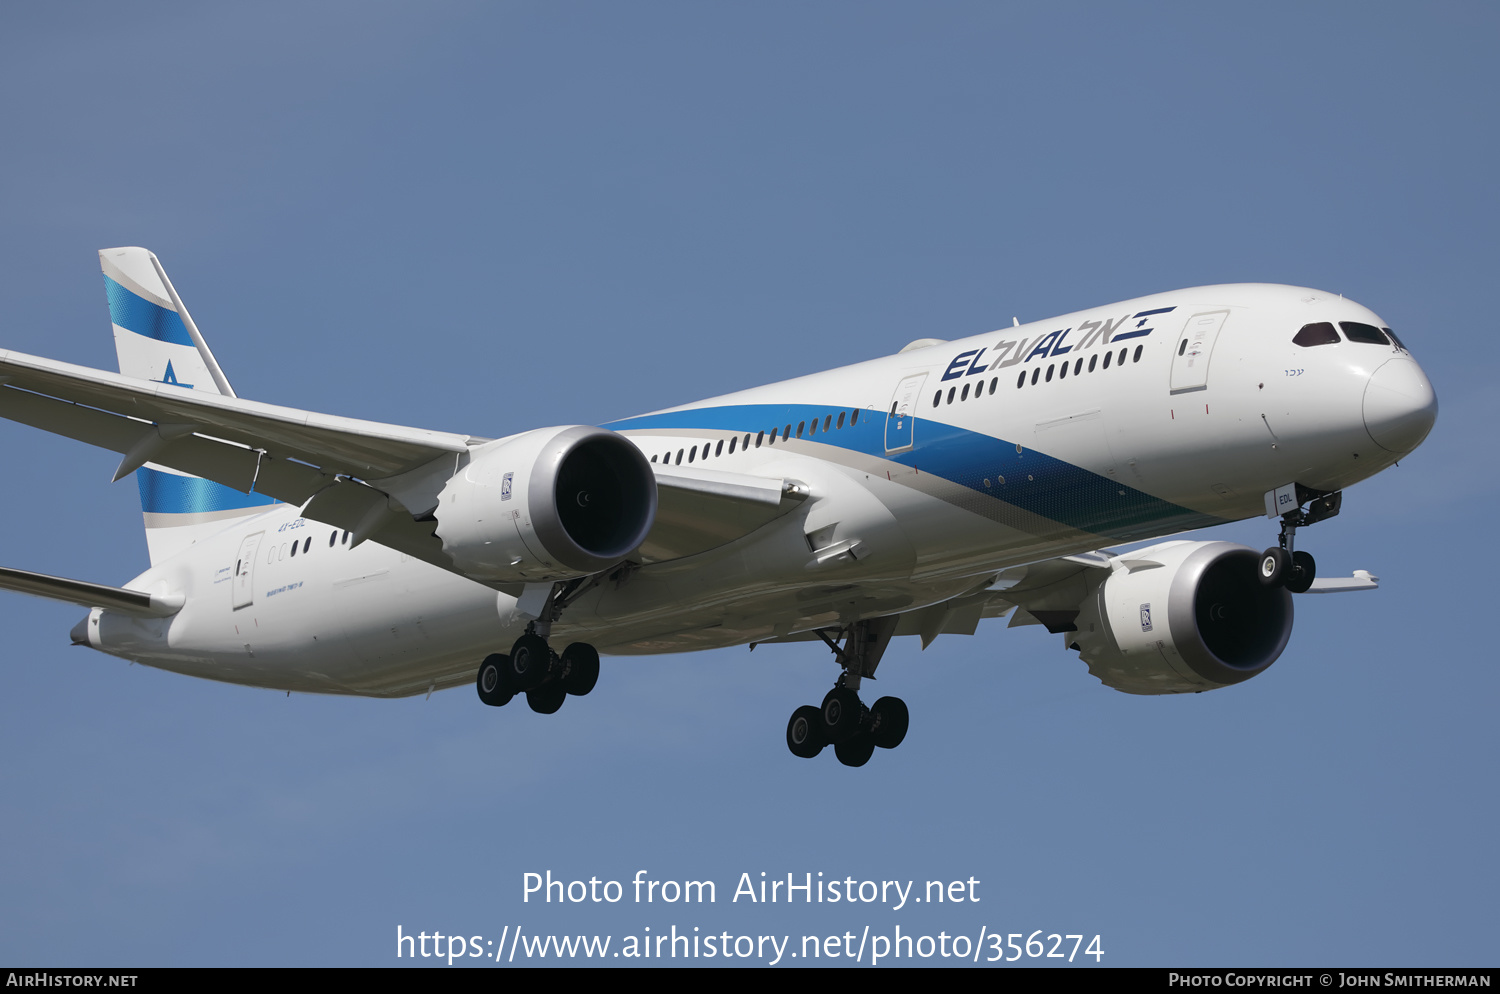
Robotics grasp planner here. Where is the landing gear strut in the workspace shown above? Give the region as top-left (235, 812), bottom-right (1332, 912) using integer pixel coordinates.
top-left (1260, 485), bottom-right (1341, 594)
top-left (473, 576), bottom-right (604, 714)
top-left (782, 616), bottom-right (909, 767)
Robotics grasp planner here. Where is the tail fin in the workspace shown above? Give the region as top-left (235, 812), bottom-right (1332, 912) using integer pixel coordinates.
top-left (99, 247), bottom-right (278, 565)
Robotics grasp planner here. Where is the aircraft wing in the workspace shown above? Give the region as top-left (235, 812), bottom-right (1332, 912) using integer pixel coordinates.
top-left (0, 346), bottom-right (482, 572)
top-left (642, 464), bottom-right (808, 562)
top-left (891, 548), bottom-right (1382, 651)
top-left (0, 347), bottom-right (474, 484)
top-left (0, 348), bottom-right (810, 580)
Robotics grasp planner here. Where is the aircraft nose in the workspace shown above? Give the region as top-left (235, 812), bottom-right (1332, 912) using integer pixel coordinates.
top-left (1363, 357), bottom-right (1437, 453)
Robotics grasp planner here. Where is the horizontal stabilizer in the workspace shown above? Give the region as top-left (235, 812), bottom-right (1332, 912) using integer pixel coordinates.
top-left (1302, 570), bottom-right (1379, 593)
top-left (0, 566), bottom-right (183, 618)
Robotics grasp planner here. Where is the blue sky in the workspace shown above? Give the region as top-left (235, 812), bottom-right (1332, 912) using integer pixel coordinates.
top-left (0, 2), bottom-right (1494, 967)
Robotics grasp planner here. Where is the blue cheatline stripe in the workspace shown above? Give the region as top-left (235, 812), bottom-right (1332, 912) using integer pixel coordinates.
top-left (607, 403), bottom-right (1225, 541)
top-left (137, 467), bottom-right (280, 516)
top-left (103, 275), bottom-right (195, 347)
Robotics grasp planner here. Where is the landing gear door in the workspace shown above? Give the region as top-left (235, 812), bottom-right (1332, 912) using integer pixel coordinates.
top-left (232, 531), bottom-right (263, 610)
top-left (1170, 310), bottom-right (1230, 393)
top-left (884, 373), bottom-right (927, 454)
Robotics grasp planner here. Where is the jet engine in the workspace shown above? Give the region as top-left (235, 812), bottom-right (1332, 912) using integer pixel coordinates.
top-left (434, 426), bottom-right (657, 583)
top-left (1068, 541), bottom-right (1294, 695)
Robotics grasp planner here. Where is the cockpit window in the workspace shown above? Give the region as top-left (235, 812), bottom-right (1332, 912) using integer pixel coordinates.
top-left (1339, 322), bottom-right (1391, 346)
top-left (1382, 327), bottom-right (1408, 350)
top-left (1293, 322), bottom-right (1340, 347)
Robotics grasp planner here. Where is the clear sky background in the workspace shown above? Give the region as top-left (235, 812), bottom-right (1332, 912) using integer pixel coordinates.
top-left (0, 2), bottom-right (1494, 968)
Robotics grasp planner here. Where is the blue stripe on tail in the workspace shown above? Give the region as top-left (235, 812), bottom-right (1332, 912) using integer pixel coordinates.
top-left (103, 275), bottom-right (195, 346)
top-left (136, 469), bottom-right (279, 515)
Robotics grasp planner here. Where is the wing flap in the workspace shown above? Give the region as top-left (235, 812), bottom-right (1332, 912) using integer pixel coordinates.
top-left (298, 478), bottom-right (452, 567)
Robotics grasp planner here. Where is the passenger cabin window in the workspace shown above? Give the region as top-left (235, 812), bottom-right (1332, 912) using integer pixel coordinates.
top-left (1294, 322), bottom-right (1340, 347)
top-left (1340, 321), bottom-right (1391, 346)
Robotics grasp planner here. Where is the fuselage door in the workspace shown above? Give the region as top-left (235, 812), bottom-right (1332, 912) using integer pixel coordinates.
top-left (884, 373), bottom-right (927, 454)
top-left (232, 530), bottom-right (264, 610)
top-left (1169, 310), bottom-right (1230, 393)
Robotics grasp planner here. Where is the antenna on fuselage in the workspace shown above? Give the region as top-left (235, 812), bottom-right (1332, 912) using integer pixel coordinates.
top-left (1013, 317), bottom-right (1019, 327)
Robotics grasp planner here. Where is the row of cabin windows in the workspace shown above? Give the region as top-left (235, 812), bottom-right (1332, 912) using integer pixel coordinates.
top-left (649, 409), bottom-right (864, 465)
top-left (1293, 321), bottom-right (1406, 349)
top-left (951, 344), bottom-right (1147, 400)
top-left (265, 529), bottom-right (353, 564)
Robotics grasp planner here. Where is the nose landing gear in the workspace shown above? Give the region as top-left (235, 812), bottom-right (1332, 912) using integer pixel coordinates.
top-left (782, 616), bottom-right (909, 767)
top-left (1260, 486), bottom-right (1341, 593)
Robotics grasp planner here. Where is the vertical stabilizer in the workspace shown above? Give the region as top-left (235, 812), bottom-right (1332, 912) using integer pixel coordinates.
top-left (99, 247), bottom-right (278, 564)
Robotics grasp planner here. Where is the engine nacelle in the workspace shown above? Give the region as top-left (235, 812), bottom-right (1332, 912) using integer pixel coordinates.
top-left (434, 426), bottom-right (657, 583)
top-left (1069, 541), bottom-right (1293, 695)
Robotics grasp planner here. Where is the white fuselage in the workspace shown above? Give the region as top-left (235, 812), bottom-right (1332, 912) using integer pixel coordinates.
top-left (77, 284), bottom-right (1435, 697)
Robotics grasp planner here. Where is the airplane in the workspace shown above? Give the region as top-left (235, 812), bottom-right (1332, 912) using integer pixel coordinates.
top-left (0, 248), bottom-right (1437, 767)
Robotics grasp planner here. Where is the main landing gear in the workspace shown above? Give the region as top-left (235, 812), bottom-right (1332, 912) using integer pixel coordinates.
top-left (475, 576), bottom-right (603, 714)
top-left (783, 617), bottom-right (909, 768)
top-left (476, 636), bottom-right (599, 713)
top-left (1259, 485), bottom-right (1342, 594)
